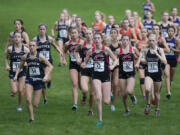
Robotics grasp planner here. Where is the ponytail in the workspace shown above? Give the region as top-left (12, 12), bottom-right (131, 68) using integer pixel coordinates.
top-left (14, 19), bottom-right (26, 32)
top-left (100, 12), bottom-right (105, 22)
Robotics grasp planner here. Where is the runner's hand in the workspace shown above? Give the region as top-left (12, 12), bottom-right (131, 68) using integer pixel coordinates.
top-left (109, 65), bottom-right (114, 70)
top-left (81, 62), bottom-right (86, 69)
top-left (43, 76), bottom-right (49, 82)
top-left (13, 75), bottom-right (17, 81)
top-left (6, 65), bottom-right (10, 71)
top-left (77, 58), bottom-right (82, 65)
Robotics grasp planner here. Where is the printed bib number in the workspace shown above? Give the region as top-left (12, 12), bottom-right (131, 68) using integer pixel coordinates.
top-left (86, 57), bottom-right (93, 68)
top-left (29, 67), bottom-right (40, 76)
top-left (12, 62), bottom-right (20, 72)
top-left (70, 52), bottom-right (80, 62)
top-left (148, 62), bottom-right (158, 73)
top-left (59, 30), bottom-right (67, 37)
top-left (94, 61), bottom-right (104, 72)
top-left (40, 51), bottom-right (49, 60)
top-left (123, 61), bottom-right (133, 72)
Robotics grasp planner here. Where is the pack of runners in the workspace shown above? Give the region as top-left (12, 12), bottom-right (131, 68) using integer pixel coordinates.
top-left (5, 2), bottom-right (180, 126)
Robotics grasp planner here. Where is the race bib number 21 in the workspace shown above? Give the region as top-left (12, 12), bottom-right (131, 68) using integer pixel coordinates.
top-left (12, 62), bottom-right (20, 72)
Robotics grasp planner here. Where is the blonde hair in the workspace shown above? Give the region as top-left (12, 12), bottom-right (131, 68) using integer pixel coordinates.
top-left (95, 10), bottom-right (106, 22)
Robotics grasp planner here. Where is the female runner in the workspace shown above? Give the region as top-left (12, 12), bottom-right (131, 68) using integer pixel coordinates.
top-left (92, 11), bottom-right (106, 33)
top-left (109, 28), bottom-right (121, 111)
top-left (115, 34), bottom-right (139, 115)
top-left (6, 19), bottom-right (29, 50)
top-left (164, 26), bottom-right (180, 99)
top-left (5, 32), bottom-right (29, 111)
top-left (74, 28), bottom-right (95, 115)
top-left (169, 8), bottom-right (180, 28)
top-left (158, 11), bottom-right (174, 38)
top-left (51, 12), bottom-right (69, 66)
top-left (81, 32), bottom-right (118, 126)
top-left (14, 41), bottom-right (53, 122)
top-left (64, 27), bottom-right (84, 110)
top-left (136, 28), bottom-right (149, 100)
top-left (143, 0), bottom-right (156, 19)
top-left (33, 23), bottom-right (62, 104)
top-left (105, 15), bottom-right (115, 37)
top-left (152, 24), bottom-right (171, 100)
top-left (136, 34), bottom-right (166, 116)
top-left (143, 11), bottom-right (156, 33)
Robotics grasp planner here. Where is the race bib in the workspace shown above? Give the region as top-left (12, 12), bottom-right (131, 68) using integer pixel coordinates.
top-left (123, 61), bottom-right (133, 72)
top-left (94, 61), bottom-right (104, 72)
top-left (12, 62), bottom-right (20, 72)
top-left (40, 51), bottom-right (49, 60)
top-left (106, 29), bottom-right (111, 36)
top-left (86, 57), bottom-right (93, 68)
top-left (165, 50), bottom-right (174, 56)
top-left (161, 32), bottom-right (168, 38)
top-left (29, 67), bottom-right (40, 76)
top-left (144, 10), bottom-right (148, 16)
top-left (148, 62), bottom-right (158, 73)
top-left (70, 52), bottom-right (80, 62)
top-left (59, 30), bottom-right (67, 37)
top-left (140, 51), bottom-right (145, 61)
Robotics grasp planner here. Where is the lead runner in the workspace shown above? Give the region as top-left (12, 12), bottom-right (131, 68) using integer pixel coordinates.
top-left (14, 41), bottom-right (53, 122)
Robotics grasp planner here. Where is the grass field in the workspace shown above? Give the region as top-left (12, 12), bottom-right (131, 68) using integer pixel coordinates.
top-left (0, 0), bottom-right (180, 135)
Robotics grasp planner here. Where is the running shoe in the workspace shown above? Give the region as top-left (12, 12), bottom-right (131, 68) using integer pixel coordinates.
top-left (155, 109), bottom-right (160, 117)
top-left (44, 100), bottom-right (48, 105)
top-left (72, 104), bottom-right (78, 111)
top-left (166, 93), bottom-right (171, 100)
top-left (96, 121), bottom-right (103, 127)
top-left (17, 107), bottom-right (22, 112)
top-left (10, 92), bottom-right (16, 97)
top-left (88, 110), bottom-right (94, 116)
top-left (144, 104), bottom-right (150, 115)
top-left (58, 63), bottom-right (62, 67)
top-left (124, 110), bottom-right (130, 116)
top-left (110, 105), bottom-right (115, 111)
top-left (29, 119), bottom-right (34, 123)
top-left (130, 95), bottom-right (137, 105)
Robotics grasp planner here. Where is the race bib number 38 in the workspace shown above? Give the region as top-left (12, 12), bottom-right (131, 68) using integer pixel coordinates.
top-left (123, 61), bottom-right (133, 72)
top-left (40, 51), bottom-right (49, 60)
top-left (94, 61), bottom-right (104, 72)
top-left (29, 67), bottom-right (40, 76)
top-left (148, 62), bottom-right (158, 73)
